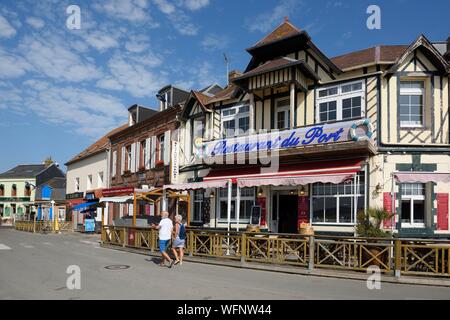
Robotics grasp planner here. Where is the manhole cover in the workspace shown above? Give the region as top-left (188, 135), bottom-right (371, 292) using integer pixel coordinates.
top-left (104, 265), bottom-right (130, 270)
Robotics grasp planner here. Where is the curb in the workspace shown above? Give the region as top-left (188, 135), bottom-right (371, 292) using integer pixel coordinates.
top-left (100, 244), bottom-right (450, 288)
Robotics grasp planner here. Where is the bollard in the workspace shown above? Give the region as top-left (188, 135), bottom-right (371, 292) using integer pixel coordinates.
top-left (394, 239), bottom-right (402, 278)
top-left (241, 232), bottom-right (247, 264)
top-left (123, 228), bottom-right (128, 248)
top-left (308, 236), bottom-right (315, 271)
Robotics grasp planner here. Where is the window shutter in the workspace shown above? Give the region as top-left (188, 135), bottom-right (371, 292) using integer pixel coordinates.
top-left (145, 138), bottom-right (151, 170)
top-left (135, 142), bottom-right (140, 170)
top-left (131, 143), bottom-right (136, 173)
top-left (150, 136), bottom-right (156, 169)
top-left (437, 193), bottom-right (449, 231)
top-left (164, 130), bottom-right (171, 166)
top-left (383, 192), bottom-right (396, 228)
top-left (120, 146), bottom-right (125, 175)
top-left (112, 151), bottom-right (117, 177)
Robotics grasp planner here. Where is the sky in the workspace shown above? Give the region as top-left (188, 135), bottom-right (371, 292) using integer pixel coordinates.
top-left (0, 0), bottom-right (449, 173)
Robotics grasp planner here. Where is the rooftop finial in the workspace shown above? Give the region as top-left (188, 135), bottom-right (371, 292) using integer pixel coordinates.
top-left (284, 16), bottom-right (289, 22)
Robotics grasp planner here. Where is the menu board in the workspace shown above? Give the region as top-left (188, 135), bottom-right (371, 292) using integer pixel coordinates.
top-left (250, 206), bottom-right (262, 225)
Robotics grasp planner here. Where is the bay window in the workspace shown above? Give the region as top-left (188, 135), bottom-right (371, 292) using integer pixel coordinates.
top-left (221, 105), bottom-right (250, 137)
top-left (218, 186), bottom-right (255, 222)
top-left (312, 172), bottom-right (365, 224)
top-left (399, 80), bottom-right (424, 127)
top-left (401, 183), bottom-right (425, 228)
top-left (193, 190), bottom-right (204, 222)
top-left (316, 80), bottom-right (365, 123)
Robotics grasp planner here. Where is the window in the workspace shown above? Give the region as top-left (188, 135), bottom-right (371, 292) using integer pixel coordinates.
top-left (126, 145), bottom-right (132, 171)
top-left (218, 186), bottom-right (255, 222)
top-left (401, 183), bottom-right (425, 227)
top-left (25, 185), bottom-right (31, 197)
top-left (87, 175), bottom-right (92, 190)
top-left (75, 178), bottom-right (80, 191)
top-left (191, 118), bottom-right (206, 156)
top-left (312, 172), bottom-right (365, 224)
top-left (275, 98), bottom-right (290, 129)
top-left (157, 134), bottom-right (165, 163)
top-left (0, 185), bottom-right (4, 196)
top-left (97, 172), bottom-right (104, 188)
top-left (112, 151), bottom-right (117, 177)
top-left (193, 190), bottom-right (204, 222)
top-left (11, 184), bottom-right (17, 197)
top-left (316, 81), bottom-right (365, 123)
top-left (140, 140), bottom-right (146, 170)
top-left (400, 80), bottom-right (424, 127)
top-left (221, 105), bottom-right (250, 137)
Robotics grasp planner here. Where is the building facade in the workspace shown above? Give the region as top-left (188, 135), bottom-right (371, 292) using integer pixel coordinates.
top-left (170, 19), bottom-right (450, 237)
top-left (65, 124), bottom-right (127, 227)
top-left (0, 161), bottom-right (65, 225)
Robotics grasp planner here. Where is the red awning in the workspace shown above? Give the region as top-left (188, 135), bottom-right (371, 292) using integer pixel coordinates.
top-left (394, 172), bottom-right (450, 183)
top-left (205, 159), bottom-right (363, 187)
top-left (163, 180), bottom-right (229, 191)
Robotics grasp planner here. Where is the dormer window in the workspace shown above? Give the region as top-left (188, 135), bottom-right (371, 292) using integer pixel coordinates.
top-left (129, 110), bottom-right (137, 126)
top-left (159, 90), bottom-right (172, 110)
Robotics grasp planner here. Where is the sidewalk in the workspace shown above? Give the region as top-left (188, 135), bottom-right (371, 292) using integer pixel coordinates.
top-left (100, 243), bottom-right (450, 288)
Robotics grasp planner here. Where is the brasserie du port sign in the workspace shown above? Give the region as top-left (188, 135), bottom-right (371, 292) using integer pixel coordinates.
top-left (199, 119), bottom-right (373, 157)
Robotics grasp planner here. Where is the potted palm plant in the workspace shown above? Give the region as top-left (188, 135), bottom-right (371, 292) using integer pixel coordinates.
top-left (356, 207), bottom-right (393, 267)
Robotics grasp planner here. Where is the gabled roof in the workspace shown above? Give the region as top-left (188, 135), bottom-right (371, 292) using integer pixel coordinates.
top-left (233, 57), bottom-right (320, 83)
top-left (385, 34), bottom-right (450, 75)
top-left (181, 91), bottom-right (213, 119)
top-left (0, 164), bottom-right (47, 179)
top-left (206, 84), bottom-right (243, 104)
top-left (249, 18), bottom-right (302, 50)
top-left (331, 45), bottom-right (409, 71)
top-left (200, 83), bottom-right (223, 97)
top-left (65, 124), bottom-right (128, 166)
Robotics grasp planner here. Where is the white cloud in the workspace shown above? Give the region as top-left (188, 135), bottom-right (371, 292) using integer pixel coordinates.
top-left (100, 53), bottom-right (167, 97)
top-left (96, 77), bottom-right (124, 91)
top-left (25, 16), bottom-right (45, 29)
top-left (201, 34), bottom-right (230, 51)
top-left (93, 0), bottom-right (159, 27)
top-left (82, 30), bottom-right (120, 52)
top-left (18, 35), bottom-right (103, 82)
top-left (153, 0), bottom-right (176, 14)
top-left (0, 14), bottom-right (16, 38)
top-left (26, 84), bottom-right (126, 138)
top-left (0, 49), bottom-right (31, 78)
top-left (178, 0), bottom-right (210, 11)
top-left (125, 34), bottom-right (150, 53)
top-left (247, 0), bottom-right (303, 33)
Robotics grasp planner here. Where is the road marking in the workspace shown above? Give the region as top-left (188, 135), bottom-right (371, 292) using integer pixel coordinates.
top-left (0, 244), bottom-right (11, 250)
top-left (19, 243), bottom-right (34, 249)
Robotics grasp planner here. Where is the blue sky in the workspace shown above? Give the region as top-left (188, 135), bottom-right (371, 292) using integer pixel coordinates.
top-left (0, 0), bottom-right (449, 173)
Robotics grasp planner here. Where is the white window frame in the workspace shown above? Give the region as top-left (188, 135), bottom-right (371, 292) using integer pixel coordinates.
top-left (399, 80), bottom-right (425, 128)
top-left (192, 190), bottom-right (204, 223)
top-left (217, 186), bottom-right (255, 223)
top-left (87, 174), bottom-right (92, 190)
top-left (126, 145), bottom-right (132, 171)
top-left (316, 80), bottom-right (365, 123)
top-left (311, 172), bottom-right (364, 225)
top-left (75, 178), bottom-right (80, 192)
top-left (158, 135), bottom-right (165, 162)
top-left (97, 172), bottom-right (103, 188)
top-left (221, 104), bottom-right (250, 137)
top-left (401, 183), bottom-right (426, 228)
top-left (275, 97), bottom-right (290, 130)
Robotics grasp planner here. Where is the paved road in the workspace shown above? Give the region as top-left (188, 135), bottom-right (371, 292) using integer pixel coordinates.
top-left (1, 228), bottom-right (450, 300)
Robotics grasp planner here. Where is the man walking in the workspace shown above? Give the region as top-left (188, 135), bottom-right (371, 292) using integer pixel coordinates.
top-left (152, 211), bottom-right (174, 268)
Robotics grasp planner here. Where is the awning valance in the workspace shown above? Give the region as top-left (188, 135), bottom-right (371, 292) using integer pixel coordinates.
top-left (99, 196), bottom-right (133, 203)
top-left (163, 180), bottom-right (229, 191)
top-left (238, 173), bottom-right (354, 188)
top-left (394, 172), bottom-right (450, 183)
top-left (72, 201), bottom-right (100, 211)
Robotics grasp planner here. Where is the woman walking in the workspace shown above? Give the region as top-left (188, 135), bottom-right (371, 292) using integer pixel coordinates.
top-left (172, 214), bottom-right (186, 266)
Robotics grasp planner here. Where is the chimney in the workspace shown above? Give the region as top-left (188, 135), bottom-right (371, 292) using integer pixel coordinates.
top-left (228, 70), bottom-right (242, 84)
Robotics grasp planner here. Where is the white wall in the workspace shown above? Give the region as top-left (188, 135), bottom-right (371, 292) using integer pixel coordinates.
top-left (66, 152), bottom-right (107, 194)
